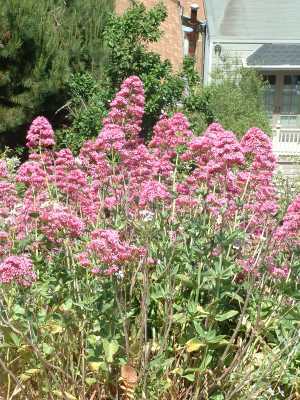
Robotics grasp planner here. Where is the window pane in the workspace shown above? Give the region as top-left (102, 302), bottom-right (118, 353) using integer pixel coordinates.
top-left (263, 75), bottom-right (276, 85)
top-left (282, 75), bottom-right (300, 116)
top-left (263, 74), bottom-right (276, 116)
top-left (284, 75), bottom-right (292, 85)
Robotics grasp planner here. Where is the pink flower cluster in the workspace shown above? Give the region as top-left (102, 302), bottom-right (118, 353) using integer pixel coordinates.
top-left (26, 116), bottom-right (55, 149)
top-left (0, 255), bottom-right (36, 286)
top-left (95, 124), bottom-right (126, 153)
top-left (139, 180), bottom-right (170, 207)
top-left (185, 123), bottom-right (245, 177)
top-left (240, 127), bottom-right (278, 230)
top-left (150, 113), bottom-right (192, 153)
top-left (39, 205), bottom-right (85, 242)
top-left (180, 123), bottom-right (245, 218)
top-left (274, 195), bottom-right (300, 248)
top-left (77, 229), bottom-right (145, 275)
top-left (0, 160), bottom-right (8, 178)
top-left (103, 75), bottom-right (144, 141)
top-left (265, 256), bottom-right (290, 279)
top-left (0, 231), bottom-right (10, 258)
top-left (0, 75), bottom-right (298, 287)
top-left (17, 161), bottom-right (47, 187)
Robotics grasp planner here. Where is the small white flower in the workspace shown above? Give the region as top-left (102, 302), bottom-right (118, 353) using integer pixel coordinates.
top-left (6, 156), bottom-right (21, 173)
top-left (115, 270), bottom-right (124, 279)
top-left (74, 157), bottom-right (83, 168)
top-left (267, 387), bottom-right (275, 396)
top-left (139, 210), bottom-right (154, 222)
top-left (216, 215), bottom-right (222, 225)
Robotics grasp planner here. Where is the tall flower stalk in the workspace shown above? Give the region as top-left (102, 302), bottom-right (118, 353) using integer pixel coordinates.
top-left (0, 76), bottom-right (299, 399)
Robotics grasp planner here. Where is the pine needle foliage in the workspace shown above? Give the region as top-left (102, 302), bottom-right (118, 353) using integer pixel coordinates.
top-left (0, 0), bottom-right (112, 143)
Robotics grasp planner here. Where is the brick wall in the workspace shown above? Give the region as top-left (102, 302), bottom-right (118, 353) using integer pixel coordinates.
top-left (115, 0), bottom-right (205, 73)
top-left (116, 0), bottom-right (184, 71)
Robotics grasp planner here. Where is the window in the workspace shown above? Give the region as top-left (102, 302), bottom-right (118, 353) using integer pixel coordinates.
top-left (262, 74), bottom-right (276, 117)
top-left (281, 75), bottom-right (300, 127)
top-left (282, 75), bottom-right (300, 114)
top-left (261, 73), bottom-right (300, 129)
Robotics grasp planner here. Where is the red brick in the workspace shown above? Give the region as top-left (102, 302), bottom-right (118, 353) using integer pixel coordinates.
top-left (115, 0), bottom-right (205, 73)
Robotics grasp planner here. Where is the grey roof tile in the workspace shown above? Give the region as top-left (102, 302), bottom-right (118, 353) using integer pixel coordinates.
top-left (247, 44), bottom-right (300, 66)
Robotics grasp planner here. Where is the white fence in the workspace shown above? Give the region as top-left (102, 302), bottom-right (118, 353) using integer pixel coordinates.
top-left (272, 126), bottom-right (300, 156)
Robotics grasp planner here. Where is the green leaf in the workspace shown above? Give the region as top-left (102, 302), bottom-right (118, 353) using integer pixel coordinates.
top-left (53, 390), bottom-right (77, 400)
top-left (173, 313), bottom-right (187, 324)
top-left (183, 373), bottom-right (195, 382)
top-left (176, 274), bottom-right (194, 287)
top-left (42, 343), bottom-right (54, 355)
top-left (210, 394), bottom-right (225, 400)
top-left (45, 321), bottom-right (64, 334)
top-left (87, 335), bottom-right (99, 346)
top-left (170, 367), bottom-right (184, 376)
top-left (224, 291), bottom-right (244, 304)
top-left (19, 368), bottom-right (40, 382)
top-left (102, 339), bottom-right (119, 363)
top-left (13, 304), bottom-right (26, 315)
top-left (101, 299), bottom-right (115, 313)
top-left (85, 377), bottom-right (97, 386)
top-left (60, 298), bottom-right (73, 312)
top-left (185, 338), bottom-right (205, 353)
top-left (10, 332), bottom-right (21, 346)
top-left (199, 353), bottom-right (213, 371)
top-left (88, 362), bottom-right (100, 372)
top-left (15, 237), bottom-right (32, 251)
top-left (196, 305), bottom-right (210, 315)
top-left (215, 310), bottom-right (239, 321)
top-left (193, 321), bottom-right (206, 337)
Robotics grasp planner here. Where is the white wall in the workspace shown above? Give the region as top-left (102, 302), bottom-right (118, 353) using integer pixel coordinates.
top-left (204, 39), bottom-right (263, 83)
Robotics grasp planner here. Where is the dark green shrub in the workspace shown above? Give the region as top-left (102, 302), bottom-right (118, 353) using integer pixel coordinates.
top-left (57, 1), bottom-right (185, 151)
top-left (183, 58), bottom-right (271, 137)
top-left (0, 0), bottom-right (112, 147)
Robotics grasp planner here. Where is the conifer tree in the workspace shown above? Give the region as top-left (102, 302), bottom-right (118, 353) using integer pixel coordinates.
top-left (0, 0), bottom-right (112, 145)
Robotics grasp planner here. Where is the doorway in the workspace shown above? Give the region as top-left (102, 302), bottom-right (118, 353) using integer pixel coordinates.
top-left (263, 72), bottom-right (300, 129)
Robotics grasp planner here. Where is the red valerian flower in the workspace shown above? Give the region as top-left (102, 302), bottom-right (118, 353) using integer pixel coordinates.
top-left (26, 116), bottom-right (55, 149)
top-left (0, 255), bottom-right (36, 286)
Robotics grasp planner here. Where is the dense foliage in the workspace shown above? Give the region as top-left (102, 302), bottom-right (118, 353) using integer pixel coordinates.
top-left (60, 28), bottom-right (270, 155)
top-left (56, 2), bottom-right (184, 151)
top-left (55, 72), bottom-right (112, 153)
top-left (103, 2), bottom-right (184, 128)
top-left (0, 0), bottom-right (112, 146)
top-left (0, 76), bottom-right (299, 399)
top-left (183, 59), bottom-right (271, 137)
top-left (1, 0), bottom-right (270, 156)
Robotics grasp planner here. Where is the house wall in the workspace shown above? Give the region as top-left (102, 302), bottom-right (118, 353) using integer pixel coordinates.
top-left (115, 0), bottom-right (206, 73)
top-left (276, 159), bottom-right (300, 177)
top-left (115, 0), bottom-right (184, 71)
top-left (203, 38), bottom-right (300, 169)
top-left (206, 41), bottom-right (262, 81)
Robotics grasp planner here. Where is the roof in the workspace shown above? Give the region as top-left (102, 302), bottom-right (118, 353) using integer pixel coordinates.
top-left (204, 0), bottom-right (300, 41)
top-left (247, 44), bottom-right (300, 66)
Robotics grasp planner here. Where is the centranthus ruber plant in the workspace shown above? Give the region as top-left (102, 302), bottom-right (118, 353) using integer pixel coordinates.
top-left (0, 76), bottom-right (299, 400)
